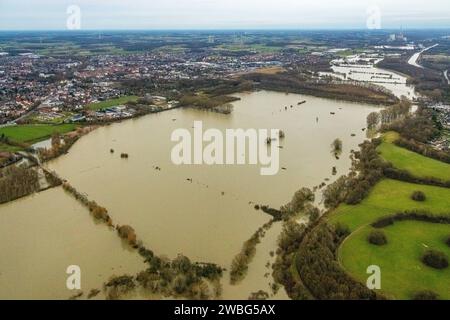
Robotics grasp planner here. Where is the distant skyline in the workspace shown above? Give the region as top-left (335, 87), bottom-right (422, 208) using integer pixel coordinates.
top-left (1, 0), bottom-right (450, 30)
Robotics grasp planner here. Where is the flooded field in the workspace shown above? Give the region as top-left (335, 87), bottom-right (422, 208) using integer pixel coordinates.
top-left (330, 55), bottom-right (417, 99)
top-left (0, 90), bottom-right (381, 299)
top-left (0, 187), bottom-right (145, 299)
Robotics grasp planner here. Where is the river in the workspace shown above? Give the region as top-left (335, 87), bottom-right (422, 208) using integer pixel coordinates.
top-left (0, 90), bottom-right (381, 299)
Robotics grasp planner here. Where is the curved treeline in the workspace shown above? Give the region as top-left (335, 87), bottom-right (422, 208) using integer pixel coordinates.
top-left (371, 210), bottom-right (450, 228)
top-left (383, 166), bottom-right (450, 188)
top-left (295, 223), bottom-right (380, 300)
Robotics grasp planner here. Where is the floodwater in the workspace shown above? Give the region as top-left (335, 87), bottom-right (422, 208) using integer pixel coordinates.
top-left (330, 54), bottom-right (417, 99)
top-left (0, 90), bottom-right (380, 299)
top-left (0, 187), bottom-right (145, 299)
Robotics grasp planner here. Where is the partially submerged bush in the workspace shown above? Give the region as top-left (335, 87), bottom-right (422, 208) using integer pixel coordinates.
top-left (117, 225), bottom-right (137, 246)
top-left (367, 230), bottom-right (388, 246)
top-left (280, 187), bottom-right (315, 216)
top-left (304, 204), bottom-right (320, 223)
top-left (421, 250), bottom-right (449, 270)
top-left (90, 205), bottom-right (112, 225)
top-left (104, 275), bottom-right (136, 300)
top-left (249, 290), bottom-right (269, 300)
top-left (412, 290), bottom-right (439, 300)
top-left (411, 191), bottom-right (426, 202)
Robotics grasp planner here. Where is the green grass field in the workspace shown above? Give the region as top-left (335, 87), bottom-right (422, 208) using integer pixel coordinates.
top-left (330, 178), bottom-right (450, 299)
top-left (329, 179), bottom-right (450, 231)
top-left (328, 135), bottom-right (450, 299)
top-left (0, 124), bottom-right (77, 145)
top-left (378, 132), bottom-right (450, 181)
top-left (339, 221), bottom-right (450, 299)
top-left (85, 96), bottom-right (138, 111)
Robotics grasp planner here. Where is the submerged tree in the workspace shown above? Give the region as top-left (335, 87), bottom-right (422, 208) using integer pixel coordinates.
top-left (280, 187), bottom-right (315, 216)
top-left (331, 138), bottom-right (343, 159)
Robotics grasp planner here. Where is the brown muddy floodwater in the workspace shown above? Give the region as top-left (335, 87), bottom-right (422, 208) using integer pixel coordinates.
top-left (0, 90), bottom-right (381, 299)
top-left (0, 187), bottom-right (145, 299)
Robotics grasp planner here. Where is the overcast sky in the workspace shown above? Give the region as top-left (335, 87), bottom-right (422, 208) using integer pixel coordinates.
top-left (1, 0), bottom-right (450, 30)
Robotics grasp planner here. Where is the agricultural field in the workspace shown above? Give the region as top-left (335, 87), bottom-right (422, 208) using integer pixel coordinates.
top-left (0, 124), bottom-right (77, 145)
top-left (378, 132), bottom-right (450, 181)
top-left (85, 96), bottom-right (139, 111)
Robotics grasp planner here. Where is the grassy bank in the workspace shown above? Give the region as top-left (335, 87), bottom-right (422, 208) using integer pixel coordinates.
top-left (378, 132), bottom-right (450, 181)
top-left (329, 179), bottom-right (450, 231)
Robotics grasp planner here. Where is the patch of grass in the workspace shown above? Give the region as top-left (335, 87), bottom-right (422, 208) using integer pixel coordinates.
top-left (85, 96), bottom-right (138, 111)
top-left (252, 66), bottom-right (286, 75)
top-left (336, 50), bottom-right (354, 57)
top-left (378, 132), bottom-right (450, 181)
top-left (338, 221), bottom-right (450, 299)
top-left (382, 131), bottom-right (400, 143)
top-left (0, 142), bottom-right (22, 152)
top-left (329, 179), bottom-right (450, 231)
top-left (0, 124), bottom-right (77, 144)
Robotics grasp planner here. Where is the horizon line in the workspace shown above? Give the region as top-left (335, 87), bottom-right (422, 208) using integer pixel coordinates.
top-left (1, 27), bottom-right (450, 32)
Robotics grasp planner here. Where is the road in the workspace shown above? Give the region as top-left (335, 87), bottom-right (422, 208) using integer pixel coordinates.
top-left (407, 44), bottom-right (439, 69)
top-left (444, 69), bottom-right (450, 85)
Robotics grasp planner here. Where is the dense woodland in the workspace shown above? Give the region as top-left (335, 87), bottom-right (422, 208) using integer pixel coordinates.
top-left (296, 224), bottom-right (380, 300)
top-left (378, 55), bottom-right (450, 102)
top-left (242, 72), bottom-right (398, 105)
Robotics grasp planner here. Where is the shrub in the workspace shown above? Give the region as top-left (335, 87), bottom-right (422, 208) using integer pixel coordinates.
top-left (367, 230), bottom-right (388, 246)
top-left (371, 216), bottom-right (394, 228)
top-left (446, 236), bottom-right (450, 247)
top-left (306, 205), bottom-right (320, 223)
top-left (411, 191), bottom-right (426, 202)
top-left (334, 223), bottom-right (350, 238)
top-left (421, 250), bottom-right (449, 269)
top-left (412, 290), bottom-right (439, 300)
